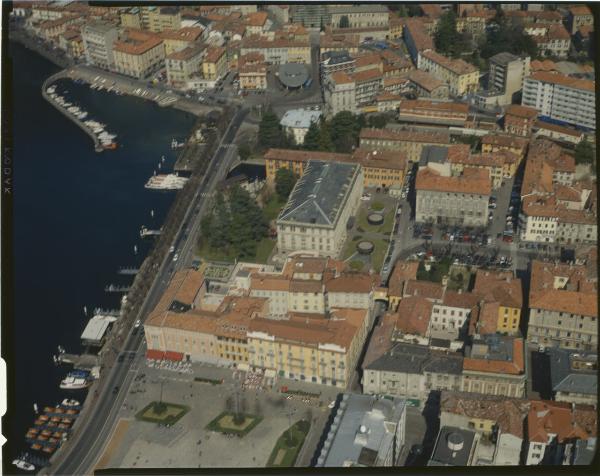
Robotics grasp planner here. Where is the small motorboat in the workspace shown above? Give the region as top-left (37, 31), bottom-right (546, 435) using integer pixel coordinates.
top-left (13, 459), bottom-right (36, 471)
top-left (61, 399), bottom-right (80, 407)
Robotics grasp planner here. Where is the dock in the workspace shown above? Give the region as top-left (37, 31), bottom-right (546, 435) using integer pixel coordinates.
top-left (41, 72), bottom-right (104, 153)
top-left (140, 227), bottom-right (162, 238)
top-left (57, 353), bottom-right (99, 371)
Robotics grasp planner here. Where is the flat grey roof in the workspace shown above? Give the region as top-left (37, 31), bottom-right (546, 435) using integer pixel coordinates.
top-left (428, 426), bottom-right (475, 466)
top-left (317, 394), bottom-right (406, 467)
top-left (278, 63), bottom-right (310, 88)
top-left (547, 348), bottom-right (597, 395)
top-left (419, 145), bottom-right (449, 166)
top-left (278, 160), bottom-right (359, 228)
top-left (365, 342), bottom-right (463, 375)
top-left (490, 52), bottom-right (520, 66)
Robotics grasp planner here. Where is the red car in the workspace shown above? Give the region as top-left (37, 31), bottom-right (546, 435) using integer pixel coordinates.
top-left (462, 234), bottom-right (471, 242)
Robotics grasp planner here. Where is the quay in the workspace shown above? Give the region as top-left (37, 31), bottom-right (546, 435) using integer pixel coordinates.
top-left (57, 353), bottom-right (99, 371)
top-left (104, 284), bottom-right (131, 293)
top-left (41, 71), bottom-right (103, 153)
top-left (117, 267), bottom-right (139, 275)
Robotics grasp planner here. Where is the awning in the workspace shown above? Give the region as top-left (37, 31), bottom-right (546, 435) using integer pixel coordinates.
top-left (165, 351), bottom-right (184, 361)
top-left (146, 349), bottom-right (165, 360)
top-left (265, 369), bottom-right (277, 378)
top-left (237, 363), bottom-right (249, 371)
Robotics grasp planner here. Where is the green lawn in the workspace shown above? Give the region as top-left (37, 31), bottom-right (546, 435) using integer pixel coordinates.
top-left (357, 208), bottom-right (395, 235)
top-left (263, 195), bottom-right (285, 221)
top-left (135, 402), bottom-right (190, 425)
top-left (197, 241), bottom-right (236, 263)
top-left (206, 412), bottom-right (263, 437)
top-left (254, 237), bottom-right (276, 263)
top-left (371, 239), bottom-right (390, 271)
top-left (266, 420), bottom-right (311, 467)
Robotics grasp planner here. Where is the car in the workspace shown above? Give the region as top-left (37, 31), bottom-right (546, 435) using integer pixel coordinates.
top-left (401, 192), bottom-right (407, 199)
top-left (173, 253), bottom-right (179, 262)
top-left (538, 345), bottom-right (546, 353)
top-left (117, 354), bottom-right (124, 363)
top-left (134, 319), bottom-right (141, 328)
top-left (113, 386), bottom-right (120, 394)
top-left (488, 203), bottom-right (497, 209)
top-left (328, 401), bottom-right (336, 409)
top-left (169, 245), bottom-right (175, 253)
top-left (360, 194), bottom-right (371, 201)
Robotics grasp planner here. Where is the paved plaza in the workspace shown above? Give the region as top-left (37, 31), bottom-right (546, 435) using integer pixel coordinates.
top-left (96, 358), bottom-right (338, 469)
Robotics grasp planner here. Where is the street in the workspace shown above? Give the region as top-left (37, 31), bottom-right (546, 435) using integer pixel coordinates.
top-left (48, 109), bottom-right (248, 475)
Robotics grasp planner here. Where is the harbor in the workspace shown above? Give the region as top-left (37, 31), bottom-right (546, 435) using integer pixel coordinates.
top-left (8, 39), bottom-right (197, 464)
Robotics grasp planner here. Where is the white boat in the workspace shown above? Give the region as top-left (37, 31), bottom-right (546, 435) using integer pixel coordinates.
top-left (12, 460), bottom-right (35, 471)
top-left (60, 371), bottom-right (91, 390)
top-left (61, 398), bottom-right (81, 407)
top-left (145, 174), bottom-right (188, 190)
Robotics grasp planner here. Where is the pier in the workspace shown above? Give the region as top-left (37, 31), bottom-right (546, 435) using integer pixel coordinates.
top-left (117, 267), bottom-right (139, 275)
top-left (104, 284), bottom-right (131, 293)
top-left (41, 71), bottom-right (104, 153)
top-left (57, 353), bottom-right (99, 371)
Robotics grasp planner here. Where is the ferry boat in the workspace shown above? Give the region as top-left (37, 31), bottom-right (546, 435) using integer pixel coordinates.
top-left (60, 371), bottom-right (92, 390)
top-left (13, 459), bottom-right (35, 471)
top-left (145, 174), bottom-right (188, 191)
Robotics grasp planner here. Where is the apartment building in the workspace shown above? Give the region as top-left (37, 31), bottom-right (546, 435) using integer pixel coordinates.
top-left (525, 401), bottom-right (596, 465)
top-left (120, 7), bottom-right (142, 29)
top-left (472, 270), bottom-right (523, 335)
top-left (419, 50), bottom-right (479, 96)
top-left (403, 18), bottom-right (434, 68)
top-left (481, 134), bottom-right (529, 162)
top-left (522, 72), bottom-right (596, 130)
top-left (547, 348), bottom-right (597, 406)
top-left (238, 52), bottom-right (267, 90)
top-left (248, 307), bottom-right (369, 388)
top-left (415, 166), bottom-right (491, 227)
top-left (440, 391), bottom-right (529, 465)
top-left (398, 100), bottom-right (468, 127)
top-left (316, 394), bottom-right (406, 467)
top-left (531, 24), bottom-right (571, 59)
top-left (447, 145), bottom-right (513, 188)
top-left (81, 21), bottom-right (118, 70)
top-left (387, 260), bottom-right (419, 311)
top-left (429, 291), bottom-right (480, 343)
top-left (363, 343), bottom-right (463, 400)
top-left (202, 46), bottom-right (227, 81)
top-left (240, 33), bottom-right (311, 65)
top-left (534, 121), bottom-right (585, 145)
top-left (567, 5), bottom-right (594, 34)
top-left (527, 260), bottom-right (598, 352)
top-left (354, 68), bottom-right (383, 106)
top-left (323, 71), bottom-right (356, 116)
top-left (504, 104), bottom-right (538, 137)
top-left (165, 45), bottom-right (204, 89)
top-left (59, 29), bottom-right (85, 60)
top-left (407, 69), bottom-right (449, 100)
top-left (279, 109), bottom-right (322, 145)
top-left (487, 52), bottom-right (531, 105)
top-left (319, 33), bottom-right (361, 58)
top-left (328, 5), bottom-right (389, 29)
top-left (113, 29), bottom-right (165, 79)
top-left (276, 161), bottom-right (363, 258)
top-left (159, 27), bottom-right (203, 55)
top-left (320, 51), bottom-right (356, 81)
top-left (461, 335), bottom-right (526, 398)
top-left (264, 146), bottom-right (408, 192)
top-left (147, 6), bottom-right (181, 33)
top-left (289, 4), bottom-right (331, 28)
top-left (359, 128), bottom-right (450, 162)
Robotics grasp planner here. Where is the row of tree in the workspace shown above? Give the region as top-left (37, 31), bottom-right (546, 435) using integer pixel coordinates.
top-left (258, 108), bottom-right (391, 154)
top-left (200, 185), bottom-right (268, 260)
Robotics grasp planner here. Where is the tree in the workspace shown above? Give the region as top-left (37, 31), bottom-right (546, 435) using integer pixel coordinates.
top-left (238, 143), bottom-right (252, 161)
top-left (275, 168), bottom-right (297, 201)
top-left (574, 139), bottom-right (595, 165)
top-left (258, 108), bottom-right (283, 149)
top-left (367, 114), bottom-right (389, 129)
top-left (434, 11), bottom-right (470, 58)
top-left (330, 111), bottom-right (361, 153)
top-left (339, 15), bottom-right (350, 28)
top-left (480, 14), bottom-right (537, 59)
top-left (303, 121), bottom-right (321, 150)
top-left (318, 120), bottom-right (335, 151)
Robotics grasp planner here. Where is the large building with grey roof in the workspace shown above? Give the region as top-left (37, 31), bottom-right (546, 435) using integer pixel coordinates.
top-left (316, 393), bottom-right (406, 467)
top-left (276, 160), bottom-right (363, 258)
top-left (547, 348), bottom-right (597, 406)
top-left (362, 342), bottom-right (463, 401)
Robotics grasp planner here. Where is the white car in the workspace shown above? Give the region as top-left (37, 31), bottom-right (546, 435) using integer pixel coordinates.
top-left (169, 245), bottom-right (175, 253)
top-left (328, 401), bottom-right (336, 409)
top-left (134, 319), bottom-right (141, 328)
top-left (360, 194), bottom-right (371, 201)
top-left (173, 253), bottom-right (179, 262)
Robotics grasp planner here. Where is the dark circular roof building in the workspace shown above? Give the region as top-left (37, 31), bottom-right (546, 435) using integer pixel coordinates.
top-left (278, 63), bottom-right (310, 89)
